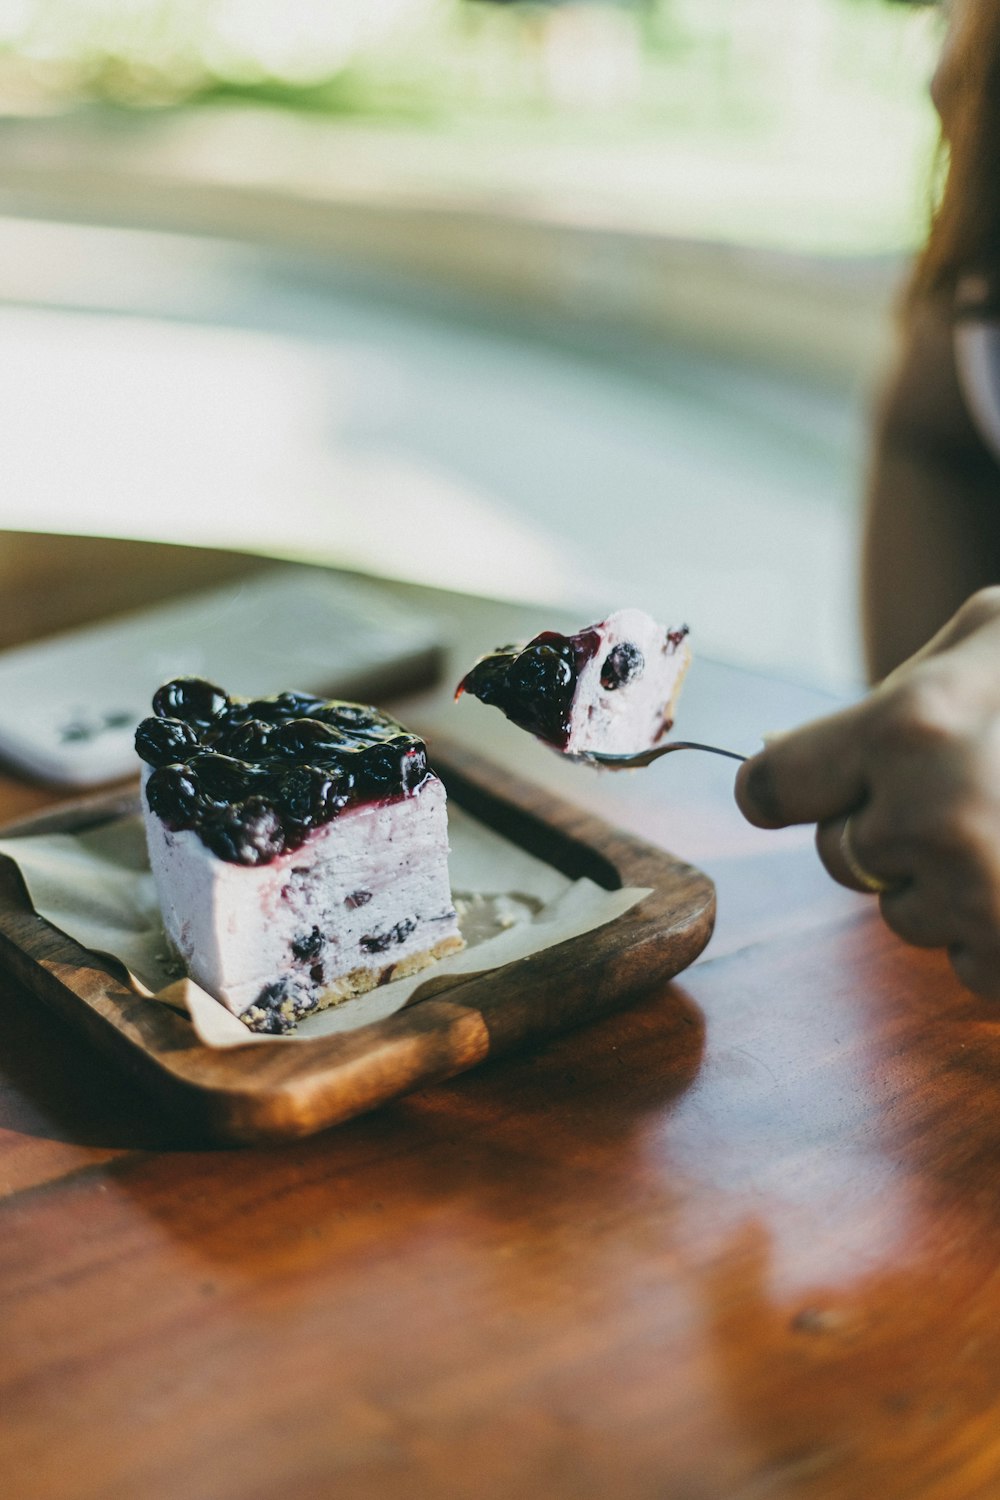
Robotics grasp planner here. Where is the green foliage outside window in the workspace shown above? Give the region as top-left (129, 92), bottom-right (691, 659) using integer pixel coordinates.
top-left (0, 0), bottom-right (944, 253)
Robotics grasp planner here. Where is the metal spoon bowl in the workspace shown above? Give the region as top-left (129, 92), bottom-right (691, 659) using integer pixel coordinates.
top-left (571, 740), bottom-right (747, 770)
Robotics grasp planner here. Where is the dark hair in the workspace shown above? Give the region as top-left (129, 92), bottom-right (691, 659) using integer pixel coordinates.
top-left (914, 2), bottom-right (1000, 312)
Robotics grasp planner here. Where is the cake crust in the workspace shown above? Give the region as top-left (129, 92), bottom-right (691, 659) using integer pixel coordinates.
top-left (238, 931), bottom-right (466, 1034)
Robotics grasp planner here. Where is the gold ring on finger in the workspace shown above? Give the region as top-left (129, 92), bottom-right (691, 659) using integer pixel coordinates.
top-left (840, 815), bottom-right (895, 896)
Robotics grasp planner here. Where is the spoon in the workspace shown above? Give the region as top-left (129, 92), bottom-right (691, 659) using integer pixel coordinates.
top-left (571, 740), bottom-right (747, 770)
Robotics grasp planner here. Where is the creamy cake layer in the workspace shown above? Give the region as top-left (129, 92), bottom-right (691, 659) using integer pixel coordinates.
top-left (564, 608), bottom-right (691, 756)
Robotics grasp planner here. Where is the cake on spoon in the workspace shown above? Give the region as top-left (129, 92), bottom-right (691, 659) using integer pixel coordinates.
top-left (456, 608), bottom-right (691, 758)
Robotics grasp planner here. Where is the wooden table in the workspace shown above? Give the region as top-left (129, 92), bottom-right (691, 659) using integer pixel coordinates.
top-left (3, 533), bottom-right (998, 1500)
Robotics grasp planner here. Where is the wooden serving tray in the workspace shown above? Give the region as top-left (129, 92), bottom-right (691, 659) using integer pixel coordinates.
top-left (0, 741), bottom-right (715, 1144)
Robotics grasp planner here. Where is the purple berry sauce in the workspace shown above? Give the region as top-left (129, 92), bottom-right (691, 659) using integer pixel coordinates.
top-left (136, 677), bottom-right (431, 867)
top-left (455, 628), bottom-right (602, 749)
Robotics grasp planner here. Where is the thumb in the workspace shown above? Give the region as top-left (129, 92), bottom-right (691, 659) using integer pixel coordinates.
top-left (735, 700), bottom-right (869, 829)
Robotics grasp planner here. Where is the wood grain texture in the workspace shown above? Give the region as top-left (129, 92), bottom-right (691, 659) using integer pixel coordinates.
top-left (0, 738), bottom-right (714, 1144)
top-left (4, 912), bottom-right (1000, 1500)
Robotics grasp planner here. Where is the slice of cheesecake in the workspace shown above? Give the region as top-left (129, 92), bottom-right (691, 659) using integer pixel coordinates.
top-left (136, 679), bottom-right (464, 1034)
top-left (456, 608), bottom-right (691, 758)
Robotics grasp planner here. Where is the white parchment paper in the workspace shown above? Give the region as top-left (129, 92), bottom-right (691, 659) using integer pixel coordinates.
top-left (0, 806), bottom-right (649, 1047)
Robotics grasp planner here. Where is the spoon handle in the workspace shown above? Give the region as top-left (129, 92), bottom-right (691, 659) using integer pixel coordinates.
top-left (660, 741), bottom-right (747, 763)
top-left (582, 740), bottom-right (747, 769)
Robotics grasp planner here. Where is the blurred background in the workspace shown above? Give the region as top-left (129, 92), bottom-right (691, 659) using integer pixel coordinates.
top-left (0, 0), bottom-right (942, 689)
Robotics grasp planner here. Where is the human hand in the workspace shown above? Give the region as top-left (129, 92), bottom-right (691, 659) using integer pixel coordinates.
top-left (734, 588), bottom-right (1000, 997)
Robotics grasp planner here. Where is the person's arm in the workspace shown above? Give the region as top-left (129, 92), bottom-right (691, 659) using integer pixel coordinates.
top-left (862, 296), bottom-right (1000, 684)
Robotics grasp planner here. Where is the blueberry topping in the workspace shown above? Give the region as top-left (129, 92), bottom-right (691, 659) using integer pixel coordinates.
top-left (152, 677), bottom-right (229, 729)
top-left (200, 797), bottom-right (286, 866)
top-left (600, 642), bottom-right (645, 690)
top-left (210, 717), bottom-right (274, 761)
top-left (457, 627), bottom-right (601, 749)
top-left (291, 926), bottom-right (324, 961)
top-left (135, 716), bottom-right (200, 767)
top-left (143, 681), bottom-right (433, 863)
top-left (274, 764), bottom-right (354, 829)
top-left (314, 703), bottom-right (385, 736)
top-left (271, 718), bottom-right (348, 759)
top-left (145, 763), bottom-right (201, 829)
top-left (186, 752), bottom-right (261, 804)
top-left (242, 691), bottom-right (328, 724)
top-left (357, 735), bottom-right (421, 795)
top-left (516, 641), bottom-right (573, 695)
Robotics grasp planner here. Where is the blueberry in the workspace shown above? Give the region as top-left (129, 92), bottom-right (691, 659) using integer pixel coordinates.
top-left (271, 718), bottom-right (349, 759)
top-left (511, 642), bottom-right (574, 698)
top-left (361, 917), bottom-right (416, 954)
top-left (152, 677), bottom-right (229, 730)
top-left (458, 650), bottom-right (518, 709)
top-left (357, 720), bottom-right (402, 745)
top-left (209, 717), bottom-right (274, 762)
top-left (355, 736), bottom-right (418, 798)
top-left (201, 797), bottom-right (285, 865)
top-left (243, 691), bottom-right (327, 724)
top-left (248, 980), bottom-right (294, 1034)
top-left (186, 752), bottom-right (261, 804)
top-left (135, 716), bottom-right (200, 767)
top-left (506, 640), bottom-right (578, 745)
top-left (274, 764), bottom-right (354, 830)
top-left (246, 976), bottom-right (318, 1032)
top-left (291, 926), bottom-right (324, 962)
top-left (306, 746), bottom-right (354, 776)
top-left (145, 763), bottom-right (201, 829)
top-left (257, 979), bottom-right (288, 1006)
top-left (600, 642), bottom-right (645, 690)
top-left (275, 691), bottom-right (328, 718)
top-left (313, 702), bottom-right (382, 735)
